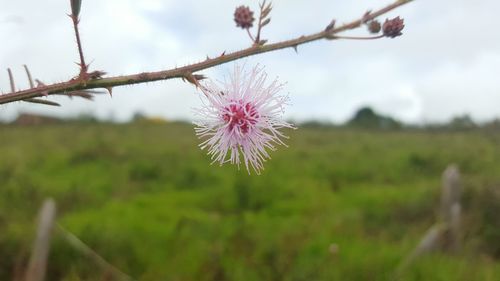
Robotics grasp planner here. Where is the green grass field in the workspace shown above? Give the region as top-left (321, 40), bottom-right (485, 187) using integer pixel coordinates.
top-left (1, 122), bottom-right (499, 280)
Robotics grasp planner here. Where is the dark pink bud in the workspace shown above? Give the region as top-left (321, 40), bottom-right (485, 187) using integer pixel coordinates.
top-left (367, 20), bottom-right (381, 34)
top-left (234, 6), bottom-right (255, 29)
top-left (383, 17), bottom-right (405, 38)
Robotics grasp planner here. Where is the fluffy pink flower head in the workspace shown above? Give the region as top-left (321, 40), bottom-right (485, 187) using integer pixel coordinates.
top-left (194, 65), bottom-right (294, 174)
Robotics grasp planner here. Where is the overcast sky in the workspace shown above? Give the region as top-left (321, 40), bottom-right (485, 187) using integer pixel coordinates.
top-left (0, 0), bottom-right (498, 124)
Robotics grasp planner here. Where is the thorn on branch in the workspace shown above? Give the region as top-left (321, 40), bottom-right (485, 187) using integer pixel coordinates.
top-left (58, 90), bottom-right (103, 100)
top-left (7, 68), bottom-right (16, 93)
top-left (362, 10), bottom-right (372, 23)
top-left (325, 19), bottom-right (336, 32)
top-left (35, 79), bottom-right (46, 87)
top-left (193, 74), bottom-right (206, 81)
top-left (183, 73), bottom-right (206, 88)
top-left (34, 79), bottom-right (50, 96)
top-left (70, 70), bottom-right (106, 86)
top-left (87, 70), bottom-right (106, 80)
top-left (24, 99), bottom-right (61, 107)
top-left (23, 65), bottom-right (35, 88)
top-left (105, 87), bottom-right (113, 97)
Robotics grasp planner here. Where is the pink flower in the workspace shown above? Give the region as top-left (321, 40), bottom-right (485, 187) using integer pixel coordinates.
top-left (194, 64), bottom-right (294, 174)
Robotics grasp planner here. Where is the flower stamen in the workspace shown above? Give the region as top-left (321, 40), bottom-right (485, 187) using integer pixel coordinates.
top-left (194, 65), bottom-right (294, 174)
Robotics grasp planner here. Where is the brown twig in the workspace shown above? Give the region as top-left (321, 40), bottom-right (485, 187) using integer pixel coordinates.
top-left (0, 0), bottom-right (413, 105)
top-left (71, 13), bottom-right (88, 77)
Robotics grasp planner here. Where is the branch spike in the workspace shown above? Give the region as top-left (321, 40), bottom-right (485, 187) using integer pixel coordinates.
top-left (325, 19), bottom-right (336, 32)
top-left (23, 65), bottom-right (35, 88)
top-left (53, 90), bottom-right (100, 100)
top-left (7, 68), bottom-right (16, 93)
top-left (362, 10), bottom-right (372, 23)
top-left (105, 87), bottom-right (113, 97)
top-left (35, 79), bottom-right (46, 87)
top-left (184, 73), bottom-right (204, 88)
top-left (24, 99), bottom-right (61, 107)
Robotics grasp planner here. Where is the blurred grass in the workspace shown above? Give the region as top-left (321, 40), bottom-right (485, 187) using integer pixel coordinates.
top-left (0, 123), bottom-right (499, 280)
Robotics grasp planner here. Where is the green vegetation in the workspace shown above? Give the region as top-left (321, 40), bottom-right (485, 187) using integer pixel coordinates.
top-left (1, 122), bottom-right (499, 280)
top-left (347, 107), bottom-right (402, 129)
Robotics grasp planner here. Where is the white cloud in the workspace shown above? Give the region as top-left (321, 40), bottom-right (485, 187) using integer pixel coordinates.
top-left (417, 52), bottom-right (500, 122)
top-left (1, 0), bottom-right (499, 124)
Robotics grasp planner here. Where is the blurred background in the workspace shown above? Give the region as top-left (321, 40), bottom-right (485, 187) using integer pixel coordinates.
top-left (1, 0), bottom-right (500, 280)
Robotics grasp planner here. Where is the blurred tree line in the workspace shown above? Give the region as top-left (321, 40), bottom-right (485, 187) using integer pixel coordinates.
top-left (3, 107), bottom-right (500, 131)
top-left (300, 106), bottom-right (500, 131)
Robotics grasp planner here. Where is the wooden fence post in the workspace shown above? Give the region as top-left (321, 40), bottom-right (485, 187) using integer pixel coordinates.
top-left (24, 199), bottom-right (56, 281)
top-left (395, 165), bottom-right (462, 278)
top-left (440, 164), bottom-right (461, 252)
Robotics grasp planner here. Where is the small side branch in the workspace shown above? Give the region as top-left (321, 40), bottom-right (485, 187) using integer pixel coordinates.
top-left (255, 1), bottom-right (272, 45)
top-left (71, 13), bottom-right (87, 76)
top-left (69, 0), bottom-right (87, 78)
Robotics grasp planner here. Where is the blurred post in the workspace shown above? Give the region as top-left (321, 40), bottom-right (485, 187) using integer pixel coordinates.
top-left (395, 165), bottom-right (462, 278)
top-left (25, 199), bottom-right (56, 281)
top-left (56, 225), bottom-right (135, 281)
top-left (440, 164), bottom-right (461, 252)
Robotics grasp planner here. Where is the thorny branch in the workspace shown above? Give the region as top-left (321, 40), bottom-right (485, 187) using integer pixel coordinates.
top-left (0, 0), bottom-right (413, 105)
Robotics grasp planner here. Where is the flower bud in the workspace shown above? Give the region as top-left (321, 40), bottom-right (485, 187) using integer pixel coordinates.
top-left (367, 20), bottom-right (381, 34)
top-left (234, 6), bottom-right (255, 29)
top-left (383, 17), bottom-right (405, 38)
